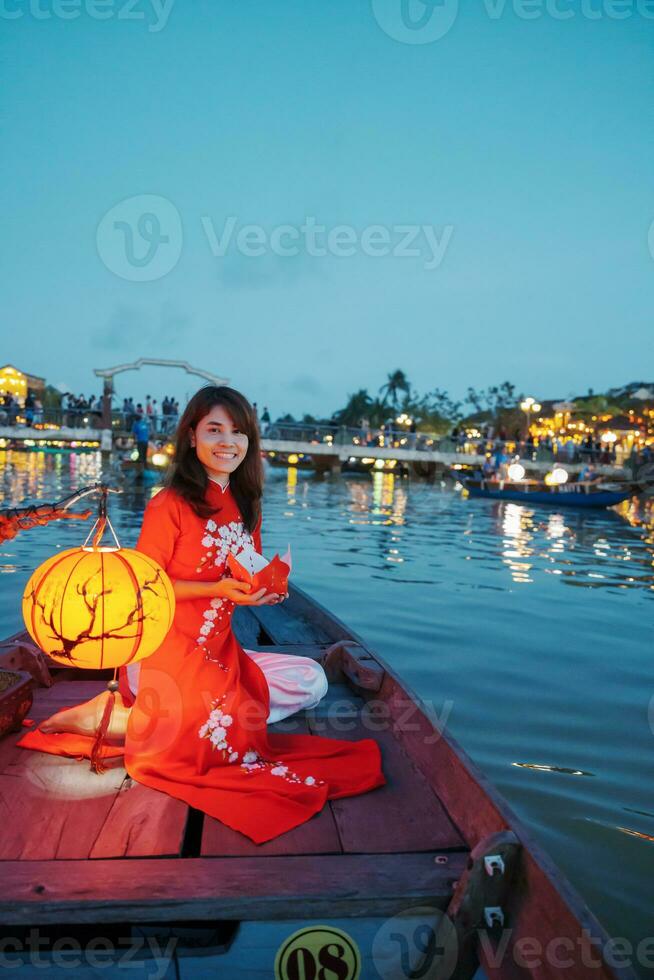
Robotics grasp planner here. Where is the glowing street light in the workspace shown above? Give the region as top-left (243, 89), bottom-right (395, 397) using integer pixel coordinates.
top-left (520, 397), bottom-right (542, 439)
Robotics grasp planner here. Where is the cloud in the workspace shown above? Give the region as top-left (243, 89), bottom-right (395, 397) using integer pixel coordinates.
top-left (159, 303), bottom-right (194, 348)
top-left (287, 374), bottom-right (326, 396)
top-left (215, 250), bottom-right (324, 291)
top-left (93, 305), bottom-right (142, 351)
top-left (92, 303), bottom-right (194, 352)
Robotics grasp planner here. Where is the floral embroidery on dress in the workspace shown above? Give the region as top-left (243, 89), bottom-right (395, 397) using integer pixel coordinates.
top-left (198, 702), bottom-right (324, 786)
top-left (195, 516), bottom-right (256, 654)
top-left (198, 695), bottom-right (239, 762)
top-left (202, 518), bottom-right (255, 571)
top-left (239, 747), bottom-right (326, 788)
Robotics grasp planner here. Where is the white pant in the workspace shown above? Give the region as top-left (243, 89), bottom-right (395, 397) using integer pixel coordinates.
top-left (125, 649), bottom-right (329, 725)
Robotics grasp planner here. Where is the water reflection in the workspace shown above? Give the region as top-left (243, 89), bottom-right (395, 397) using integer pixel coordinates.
top-left (512, 762), bottom-right (593, 777)
top-left (1, 451), bottom-right (654, 600)
top-left (0, 449), bottom-right (103, 507)
top-left (501, 502), bottom-right (535, 584)
top-left (455, 496), bottom-right (654, 595)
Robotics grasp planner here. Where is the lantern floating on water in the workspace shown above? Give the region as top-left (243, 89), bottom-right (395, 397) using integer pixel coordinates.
top-left (544, 466), bottom-right (569, 487)
top-left (21, 488), bottom-right (175, 772)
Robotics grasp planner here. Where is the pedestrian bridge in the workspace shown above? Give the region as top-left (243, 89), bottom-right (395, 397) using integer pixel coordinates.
top-left (262, 436), bottom-right (622, 477)
top-left (0, 420), bottom-right (625, 478)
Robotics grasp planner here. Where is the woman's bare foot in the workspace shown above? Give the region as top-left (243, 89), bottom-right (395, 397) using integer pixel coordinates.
top-left (39, 691), bottom-right (131, 741)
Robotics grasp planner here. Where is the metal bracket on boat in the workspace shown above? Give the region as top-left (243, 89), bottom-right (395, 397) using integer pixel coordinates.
top-left (483, 905), bottom-right (505, 928)
top-left (484, 854), bottom-right (505, 876)
top-left (427, 829), bottom-right (521, 980)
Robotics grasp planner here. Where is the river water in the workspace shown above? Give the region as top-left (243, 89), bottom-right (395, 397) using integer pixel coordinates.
top-left (1, 449), bottom-right (652, 973)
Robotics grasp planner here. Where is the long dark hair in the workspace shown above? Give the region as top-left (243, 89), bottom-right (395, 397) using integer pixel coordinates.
top-left (166, 385), bottom-right (263, 531)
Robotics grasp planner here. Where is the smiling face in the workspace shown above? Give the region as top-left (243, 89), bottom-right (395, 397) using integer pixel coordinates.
top-left (190, 404), bottom-right (249, 482)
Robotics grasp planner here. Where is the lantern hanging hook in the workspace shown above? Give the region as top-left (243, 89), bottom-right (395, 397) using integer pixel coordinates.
top-left (83, 485), bottom-right (122, 551)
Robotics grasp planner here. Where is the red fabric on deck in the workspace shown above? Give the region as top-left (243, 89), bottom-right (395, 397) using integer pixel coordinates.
top-left (17, 719), bottom-right (124, 759)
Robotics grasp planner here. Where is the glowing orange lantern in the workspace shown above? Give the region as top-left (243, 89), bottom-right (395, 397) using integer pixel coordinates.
top-left (20, 488), bottom-right (175, 772)
top-left (22, 546), bottom-right (175, 670)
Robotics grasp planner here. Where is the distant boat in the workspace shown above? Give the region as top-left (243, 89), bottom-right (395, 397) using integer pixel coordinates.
top-left (460, 477), bottom-right (638, 508)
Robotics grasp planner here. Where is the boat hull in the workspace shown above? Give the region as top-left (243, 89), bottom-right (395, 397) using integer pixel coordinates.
top-left (465, 484), bottom-right (634, 508)
top-left (0, 585), bottom-right (639, 979)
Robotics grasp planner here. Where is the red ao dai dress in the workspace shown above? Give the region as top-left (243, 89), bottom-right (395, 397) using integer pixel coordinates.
top-left (120, 479), bottom-right (385, 844)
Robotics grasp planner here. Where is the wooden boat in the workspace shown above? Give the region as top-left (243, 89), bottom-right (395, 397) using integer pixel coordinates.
top-left (0, 586), bottom-right (638, 979)
top-left (461, 477), bottom-right (637, 509)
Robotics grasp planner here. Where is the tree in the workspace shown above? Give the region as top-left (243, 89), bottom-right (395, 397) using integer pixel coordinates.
top-left (378, 370), bottom-right (410, 410)
top-left (334, 389), bottom-right (374, 427)
top-left (465, 381), bottom-right (518, 417)
top-left (427, 388), bottom-right (463, 423)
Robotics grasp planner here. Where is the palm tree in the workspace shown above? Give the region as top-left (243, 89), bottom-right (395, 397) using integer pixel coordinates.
top-left (335, 389), bottom-right (374, 427)
top-left (378, 370), bottom-right (410, 411)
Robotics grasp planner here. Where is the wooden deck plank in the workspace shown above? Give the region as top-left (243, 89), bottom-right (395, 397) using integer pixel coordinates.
top-left (90, 778), bottom-right (189, 858)
top-left (201, 717), bottom-right (342, 857)
top-left (1, 678), bottom-right (189, 860)
top-left (0, 741), bottom-right (126, 860)
top-left (284, 587), bottom-right (351, 644)
top-left (246, 643), bottom-right (328, 659)
top-left (0, 852), bottom-right (468, 923)
top-left (306, 682), bottom-right (364, 719)
top-left (306, 708), bottom-right (465, 853)
top-left (0, 680), bottom-right (127, 860)
top-left (28, 678), bottom-right (110, 704)
top-left (249, 603), bottom-right (333, 645)
top-left (232, 607), bottom-right (263, 648)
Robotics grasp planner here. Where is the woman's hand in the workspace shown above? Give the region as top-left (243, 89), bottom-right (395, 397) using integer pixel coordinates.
top-left (172, 578), bottom-right (290, 604)
top-left (215, 578), bottom-right (284, 606)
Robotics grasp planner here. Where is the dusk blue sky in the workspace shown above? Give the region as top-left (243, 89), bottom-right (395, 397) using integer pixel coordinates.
top-left (2, 1), bottom-right (653, 418)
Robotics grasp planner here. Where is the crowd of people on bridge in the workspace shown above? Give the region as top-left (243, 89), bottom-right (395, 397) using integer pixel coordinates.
top-left (0, 392), bottom-right (45, 425)
top-left (119, 395), bottom-right (181, 435)
top-left (1, 386), bottom-right (652, 480)
top-left (0, 391), bottom-right (105, 427)
top-left (449, 425), bottom-right (620, 466)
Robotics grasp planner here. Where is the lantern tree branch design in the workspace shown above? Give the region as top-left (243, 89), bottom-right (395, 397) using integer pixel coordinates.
top-left (26, 566), bottom-right (167, 663)
top-left (0, 483), bottom-right (119, 542)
